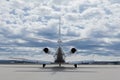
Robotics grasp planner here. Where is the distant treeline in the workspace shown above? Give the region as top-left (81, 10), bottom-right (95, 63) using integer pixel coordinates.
top-left (0, 60), bottom-right (120, 65)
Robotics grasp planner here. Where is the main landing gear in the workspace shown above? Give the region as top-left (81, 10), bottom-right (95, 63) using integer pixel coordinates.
top-left (43, 64), bottom-right (46, 68)
top-left (74, 64), bottom-right (77, 68)
top-left (43, 64), bottom-right (77, 68)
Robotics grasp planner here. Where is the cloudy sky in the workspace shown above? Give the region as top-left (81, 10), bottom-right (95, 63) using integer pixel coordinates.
top-left (0, 0), bottom-right (120, 58)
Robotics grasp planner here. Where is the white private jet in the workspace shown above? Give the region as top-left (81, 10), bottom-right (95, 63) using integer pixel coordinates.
top-left (11, 18), bottom-right (93, 68)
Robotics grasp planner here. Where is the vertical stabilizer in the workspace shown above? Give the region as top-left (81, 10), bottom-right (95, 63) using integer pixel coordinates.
top-left (58, 17), bottom-right (62, 46)
top-left (59, 17), bottom-right (61, 40)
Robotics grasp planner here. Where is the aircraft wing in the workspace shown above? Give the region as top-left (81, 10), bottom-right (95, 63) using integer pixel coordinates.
top-left (10, 58), bottom-right (53, 64)
top-left (9, 54), bottom-right (54, 64)
top-left (65, 54), bottom-right (94, 64)
top-left (66, 60), bottom-right (94, 64)
top-left (65, 54), bottom-right (120, 64)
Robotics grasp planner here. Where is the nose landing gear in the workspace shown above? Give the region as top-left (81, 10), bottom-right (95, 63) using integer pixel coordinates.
top-left (74, 64), bottom-right (77, 68)
top-left (43, 64), bottom-right (46, 68)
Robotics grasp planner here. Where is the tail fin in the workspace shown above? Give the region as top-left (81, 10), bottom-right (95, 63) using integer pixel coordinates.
top-left (59, 17), bottom-right (61, 40)
top-left (58, 17), bottom-right (62, 46)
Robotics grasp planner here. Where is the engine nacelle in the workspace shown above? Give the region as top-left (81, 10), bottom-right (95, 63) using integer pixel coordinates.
top-left (70, 48), bottom-right (77, 54)
top-left (43, 48), bottom-right (49, 54)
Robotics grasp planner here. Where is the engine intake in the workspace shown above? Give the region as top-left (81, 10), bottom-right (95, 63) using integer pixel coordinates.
top-left (43, 48), bottom-right (49, 54)
top-left (71, 48), bottom-right (77, 53)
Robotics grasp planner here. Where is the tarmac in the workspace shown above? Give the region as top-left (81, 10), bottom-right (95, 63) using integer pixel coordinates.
top-left (0, 64), bottom-right (120, 80)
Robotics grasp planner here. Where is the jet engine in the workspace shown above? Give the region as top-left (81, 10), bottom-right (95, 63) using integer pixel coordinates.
top-left (70, 48), bottom-right (77, 54)
top-left (43, 48), bottom-right (49, 54)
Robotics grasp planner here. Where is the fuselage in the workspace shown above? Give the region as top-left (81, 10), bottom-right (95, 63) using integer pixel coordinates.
top-left (55, 47), bottom-right (65, 64)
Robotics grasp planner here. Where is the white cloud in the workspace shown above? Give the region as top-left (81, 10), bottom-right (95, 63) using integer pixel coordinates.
top-left (0, 0), bottom-right (120, 57)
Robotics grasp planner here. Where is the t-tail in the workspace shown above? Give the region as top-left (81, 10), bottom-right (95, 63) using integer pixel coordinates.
top-left (55, 17), bottom-right (65, 65)
top-left (58, 17), bottom-right (62, 47)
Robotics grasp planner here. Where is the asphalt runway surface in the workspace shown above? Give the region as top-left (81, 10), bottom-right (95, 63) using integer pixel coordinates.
top-left (0, 64), bottom-right (120, 80)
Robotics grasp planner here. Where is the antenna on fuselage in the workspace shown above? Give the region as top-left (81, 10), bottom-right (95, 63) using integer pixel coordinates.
top-left (58, 17), bottom-right (62, 47)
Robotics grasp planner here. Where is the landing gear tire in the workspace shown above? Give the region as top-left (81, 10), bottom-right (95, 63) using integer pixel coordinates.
top-left (59, 64), bottom-right (61, 67)
top-left (74, 64), bottom-right (77, 68)
top-left (43, 64), bottom-right (46, 68)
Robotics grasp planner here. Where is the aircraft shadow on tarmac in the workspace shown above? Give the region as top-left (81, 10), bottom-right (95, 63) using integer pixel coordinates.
top-left (2, 65), bottom-right (120, 69)
top-left (15, 66), bottom-right (97, 73)
top-left (2, 65), bottom-right (120, 73)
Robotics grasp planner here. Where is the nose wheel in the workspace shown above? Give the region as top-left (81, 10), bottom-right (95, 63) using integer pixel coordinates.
top-left (74, 64), bottom-right (77, 68)
top-left (43, 64), bottom-right (46, 68)
top-left (59, 63), bottom-right (61, 67)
